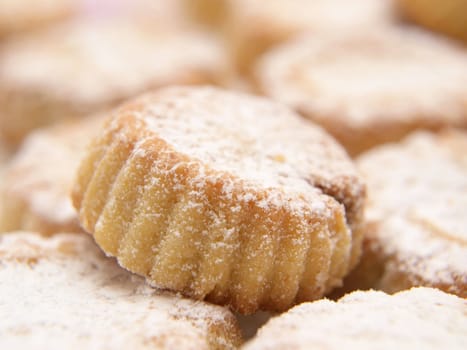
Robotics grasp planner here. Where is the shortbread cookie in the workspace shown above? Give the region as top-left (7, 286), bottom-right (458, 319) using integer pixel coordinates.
top-left (396, 0), bottom-right (467, 43)
top-left (0, 0), bottom-right (74, 38)
top-left (355, 130), bottom-right (467, 297)
top-left (0, 20), bottom-right (229, 147)
top-left (255, 28), bottom-right (467, 155)
top-left (227, 0), bottom-right (393, 73)
top-left (0, 116), bottom-right (106, 235)
top-left (72, 86), bottom-right (366, 314)
top-left (244, 288), bottom-right (467, 350)
top-left (0, 231), bottom-right (241, 349)
top-left (183, 0), bottom-right (228, 28)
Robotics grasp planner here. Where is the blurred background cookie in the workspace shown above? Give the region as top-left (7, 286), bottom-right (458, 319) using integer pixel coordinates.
top-left (0, 0), bottom-right (75, 38)
top-left (244, 288), bottom-right (467, 350)
top-left (72, 86), bottom-right (365, 314)
top-left (0, 231), bottom-right (242, 349)
top-left (395, 0), bottom-right (467, 44)
top-left (255, 27), bottom-right (467, 155)
top-left (0, 115), bottom-right (105, 235)
top-left (0, 19), bottom-right (229, 147)
top-left (226, 0), bottom-right (394, 74)
top-left (346, 130), bottom-right (466, 298)
top-left (182, 0), bottom-right (228, 29)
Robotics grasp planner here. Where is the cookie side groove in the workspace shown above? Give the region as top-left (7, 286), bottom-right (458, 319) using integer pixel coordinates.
top-left (72, 87), bottom-right (366, 313)
top-left (204, 186), bottom-right (249, 306)
top-left (313, 178), bottom-right (366, 270)
top-left (71, 117), bottom-right (118, 211)
top-left (190, 177), bottom-right (241, 300)
top-left (295, 224), bottom-right (332, 302)
top-left (265, 209), bottom-right (316, 312)
top-left (149, 190), bottom-right (207, 293)
top-left (119, 142), bottom-right (194, 280)
top-left (76, 114), bottom-right (149, 233)
top-left (324, 207), bottom-right (352, 293)
top-left (94, 139), bottom-right (157, 256)
top-left (228, 195), bottom-right (282, 314)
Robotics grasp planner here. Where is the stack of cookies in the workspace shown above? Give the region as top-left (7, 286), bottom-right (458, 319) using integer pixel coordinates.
top-left (0, 0), bottom-right (466, 349)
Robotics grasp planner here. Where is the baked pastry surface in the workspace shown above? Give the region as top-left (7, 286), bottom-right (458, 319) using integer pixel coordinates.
top-left (0, 20), bottom-right (228, 146)
top-left (0, 116), bottom-right (105, 235)
top-left (255, 28), bottom-right (467, 155)
top-left (0, 231), bottom-right (241, 349)
top-left (72, 86), bottom-right (365, 314)
top-left (354, 130), bottom-right (467, 297)
top-left (244, 287), bottom-right (467, 350)
top-left (227, 0), bottom-right (393, 73)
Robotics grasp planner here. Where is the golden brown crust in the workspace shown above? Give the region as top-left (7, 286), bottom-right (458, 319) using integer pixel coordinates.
top-left (72, 86), bottom-right (365, 314)
top-left (255, 28), bottom-right (467, 155)
top-left (396, 0), bottom-right (467, 43)
top-left (183, 0), bottom-right (229, 28)
top-left (0, 0), bottom-right (74, 38)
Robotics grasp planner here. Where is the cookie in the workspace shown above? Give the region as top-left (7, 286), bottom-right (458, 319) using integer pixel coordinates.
top-left (72, 86), bottom-right (366, 314)
top-left (396, 0), bottom-right (467, 43)
top-left (227, 0), bottom-right (393, 73)
top-left (183, 0), bottom-right (228, 28)
top-left (244, 288), bottom-right (467, 350)
top-left (354, 130), bottom-right (467, 297)
top-left (0, 115), bottom-right (106, 235)
top-left (0, 19), bottom-right (229, 147)
top-left (255, 27), bottom-right (467, 155)
top-left (0, 0), bottom-right (74, 38)
top-left (0, 231), bottom-right (241, 349)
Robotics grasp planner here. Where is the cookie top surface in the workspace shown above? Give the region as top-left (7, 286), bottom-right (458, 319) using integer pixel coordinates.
top-left (0, 232), bottom-right (241, 349)
top-left (256, 28), bottom-right (467, 128)
top-left (118, 86), bottom-right (364, 218)
top-left (0, 116), bottom-right (105, 233)
top-left (245, 288), bottom-right (467, 350)
top-left (230, 0), bottom-right (392, 33)
top-left (0, 20), bottom-right (227, 108)
top-left (358, 130), bottom-right (467, 293)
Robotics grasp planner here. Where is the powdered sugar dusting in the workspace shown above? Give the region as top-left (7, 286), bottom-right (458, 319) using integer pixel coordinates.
top-left (257, 27), bottom-right (467, 128)
top-left (82, 86), bottom-right (364, 313)
top-left (0, 115), bottom-right (105, 234)
top-left (245, 288), bottom-right (467, 350)
top-left (358, 130), bottom-right (467, 290)
top-left (0, 20), bottom-right (227, 108)
top-left (138, 86), bottom-right (359, 216)
top-left (0, 232), bottom-right (240, 349)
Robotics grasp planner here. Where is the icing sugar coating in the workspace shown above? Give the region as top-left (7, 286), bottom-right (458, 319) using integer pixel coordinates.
top-left (255, 27), bottom-right (467, 155)
top-left (245, 288), bottom-right (467, 350)
top-left (0, 19), bottom-right (229, 146)
top-left (72, 86), bottom-right (365, 314)
top-left (227, 0), bottom-right (393, 72)
top-left (0, 232), bottom-right (241, 349)
top-left (357, 130), bottom-right (467, 297)
top-left (0, 116), bottom-right (105, 235)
